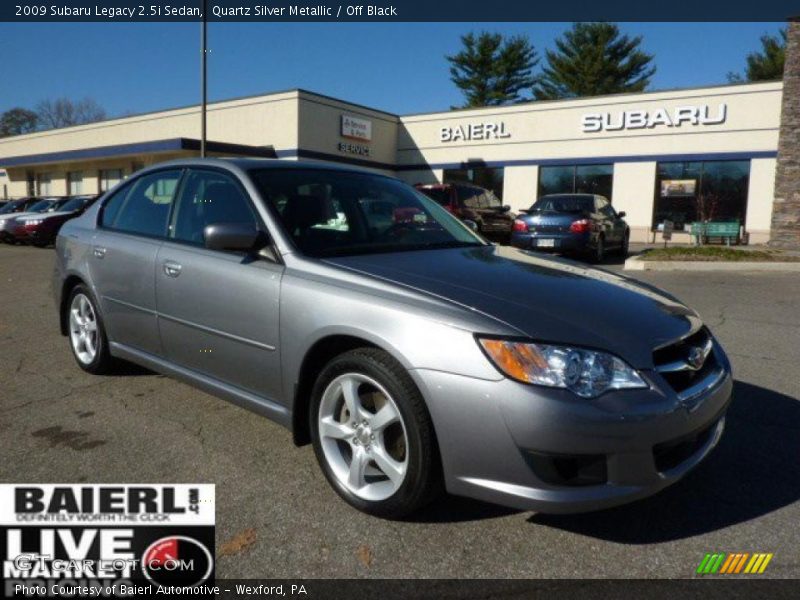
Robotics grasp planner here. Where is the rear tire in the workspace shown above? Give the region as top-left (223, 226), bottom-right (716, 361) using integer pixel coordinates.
top-left (590, 236), bottom-right (605, 264)
top-left (310, 348), bottom-right (442, 518)
top-left (66, 284), bottom-right (116, 375)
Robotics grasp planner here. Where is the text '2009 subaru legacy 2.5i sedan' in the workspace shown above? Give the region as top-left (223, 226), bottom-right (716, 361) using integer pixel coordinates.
top-left (54, 159), bottom-right (732, 518)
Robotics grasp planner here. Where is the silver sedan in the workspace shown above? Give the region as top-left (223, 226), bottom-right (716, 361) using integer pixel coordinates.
top-left (54, 158), bottom-right (732, 517)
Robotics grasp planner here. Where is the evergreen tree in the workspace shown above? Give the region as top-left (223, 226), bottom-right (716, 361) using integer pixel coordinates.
top-left (534, 23), bottom-right (655, 100)
top-left (447, 32), bottom-right (538, 107)
top-left (728, 29), bottom-right (786, 82)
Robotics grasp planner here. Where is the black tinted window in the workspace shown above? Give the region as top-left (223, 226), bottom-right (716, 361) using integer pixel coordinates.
top-left (417, 188), bottom-right (451, 206)
top-left (531, 195), bottom-right (594, 214)
top-left (250, 168), bottom-right (482, 258)
top-left (110, 170), bottom-right (182, 237)
top-left (100, 188), bottom-right (128, 228)
top-left (171, 170), bottom-right (257, 245)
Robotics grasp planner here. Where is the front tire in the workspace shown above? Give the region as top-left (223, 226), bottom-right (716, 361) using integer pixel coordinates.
top-left (310, 348), bottom-right (441, 518)
top-left (66, 284), bottom-right (115, 374)
top-left (619, 231), bottom-right (630, 257)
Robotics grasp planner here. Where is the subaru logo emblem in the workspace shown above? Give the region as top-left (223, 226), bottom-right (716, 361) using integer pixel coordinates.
top-left (687, 346), bottom-right (706, 370)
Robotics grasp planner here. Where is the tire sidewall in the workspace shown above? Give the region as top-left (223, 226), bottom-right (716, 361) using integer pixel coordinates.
top-left (309, 351), bottom-right (429, 518)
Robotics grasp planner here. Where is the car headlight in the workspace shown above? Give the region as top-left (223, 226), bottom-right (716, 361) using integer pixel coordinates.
top-left (477, 337), bottom-right (647, 398)
top-left (23, 219), bottom-right (43, 226)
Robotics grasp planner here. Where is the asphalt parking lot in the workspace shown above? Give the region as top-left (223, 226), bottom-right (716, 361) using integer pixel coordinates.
top-left (1, 244), bottom-right (798, 579)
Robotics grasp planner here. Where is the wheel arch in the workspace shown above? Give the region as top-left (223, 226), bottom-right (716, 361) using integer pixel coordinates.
top-left (59, 274), bottom-right (87, 336)
top-left (291, 332), bottom-right (410, 446)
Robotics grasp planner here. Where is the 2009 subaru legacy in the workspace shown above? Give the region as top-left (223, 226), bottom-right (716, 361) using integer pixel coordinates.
top-left (54, 158), bottom-right (732, 518)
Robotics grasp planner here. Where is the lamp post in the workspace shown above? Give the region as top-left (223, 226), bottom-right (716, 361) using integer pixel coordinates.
top-left (200, 0), bottom-right (207, 157)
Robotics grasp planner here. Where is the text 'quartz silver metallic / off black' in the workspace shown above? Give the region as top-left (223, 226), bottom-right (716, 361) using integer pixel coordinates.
top-left (53, 158), bottom-right (732, 518)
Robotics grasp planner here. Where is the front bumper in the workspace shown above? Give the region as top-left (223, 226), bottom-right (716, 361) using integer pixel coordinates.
top-left (409, 346), bottom-right (732, 513)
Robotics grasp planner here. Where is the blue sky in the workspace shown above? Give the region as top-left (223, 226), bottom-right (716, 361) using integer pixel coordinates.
top-left (0, 22), bottom-right (785, 117)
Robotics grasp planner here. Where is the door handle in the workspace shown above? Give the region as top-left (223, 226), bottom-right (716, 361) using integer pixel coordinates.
top-left (92, 246), bottom-right (106, 259)
top-left (163, 261), bottom-right (182, 278)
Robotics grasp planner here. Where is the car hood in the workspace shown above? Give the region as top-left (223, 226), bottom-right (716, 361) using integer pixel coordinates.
top-left (324, 245), bottom-right (700, 369)
top-left (18, 209), bottom-right (77, 221)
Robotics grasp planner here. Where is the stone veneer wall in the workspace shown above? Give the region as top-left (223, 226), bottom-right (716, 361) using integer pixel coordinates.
top-left (771, 20), bottom-right (800, 247)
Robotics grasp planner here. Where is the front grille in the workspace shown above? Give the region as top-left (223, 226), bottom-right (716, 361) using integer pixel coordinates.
top-left (653, 421), bottom-right (716, 473)
top-left (523, 450), bottom-right (608, 487)
top-left (653, 327), bottom-right (718, 394)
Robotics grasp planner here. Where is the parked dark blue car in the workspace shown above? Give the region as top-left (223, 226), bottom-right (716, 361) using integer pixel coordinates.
top-left (510, 193), bottom-right (629, 262)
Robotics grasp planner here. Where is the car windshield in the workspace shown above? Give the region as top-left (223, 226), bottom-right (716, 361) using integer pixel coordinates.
top-left (530, 195), bottom-right (594, 214)
top-left (60, 197), bottom-right (91, 212)
top-left (0, 201), bottom-right (24, 214)
top-left (250, 169), bottom-right (486, 257)
top-left (28, 200), bottom-right (56, 213)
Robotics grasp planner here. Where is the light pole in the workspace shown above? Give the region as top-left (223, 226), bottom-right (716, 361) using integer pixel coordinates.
top-left (200, 0), bottom-right (207, 157)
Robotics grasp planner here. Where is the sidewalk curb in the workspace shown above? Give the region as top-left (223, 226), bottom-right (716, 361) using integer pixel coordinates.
top-left (624, 256), bottom-right (800, 272)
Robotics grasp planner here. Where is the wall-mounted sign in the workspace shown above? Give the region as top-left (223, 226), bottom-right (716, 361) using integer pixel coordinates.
top-left (341, 115), bottom-right (372, 142)
top-left (581, 104), bottom-right (727, 133)
top-left (338, 142), bottom-right (371, 157)
top-left (440, 122), bottom-right (511, 143)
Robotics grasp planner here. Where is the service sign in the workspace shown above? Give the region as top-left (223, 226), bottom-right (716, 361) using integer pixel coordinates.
top-left (1, 484), bottom-right (215, 597)
top-left (341, 115), bottom-right (372, 142)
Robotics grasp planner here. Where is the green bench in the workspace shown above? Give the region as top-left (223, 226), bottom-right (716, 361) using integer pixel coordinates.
top-left (690, 221), bottom-right (741, 245)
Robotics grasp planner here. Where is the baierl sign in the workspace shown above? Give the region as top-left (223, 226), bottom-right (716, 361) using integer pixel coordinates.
top-left (581, 103), bottom-right (727, 133)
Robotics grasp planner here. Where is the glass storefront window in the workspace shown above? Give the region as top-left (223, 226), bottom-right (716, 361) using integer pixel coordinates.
top-left (538, 164), bottom-right (613, 201)
top-left (653, 160), bottom-right (750, 231)
top-left (443, 167), bottom-right (504, 200)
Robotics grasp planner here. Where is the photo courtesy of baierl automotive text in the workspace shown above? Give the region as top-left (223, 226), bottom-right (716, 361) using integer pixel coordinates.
top-left (0, 1), bottom-right (798, 598)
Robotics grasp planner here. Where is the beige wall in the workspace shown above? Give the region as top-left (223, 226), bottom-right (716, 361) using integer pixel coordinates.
top-left (398, 82), bottom-right (781, 167)
top-left (297, 92), bottom-right (398, 169)
top-left (0, 91), bottom-right (299, 162)
top-left (610, 162), bottom-right (657, 243)
top-left (502, 165), bottom-right (538, 211)
top-left (746, 158), bottom-right (778, 243)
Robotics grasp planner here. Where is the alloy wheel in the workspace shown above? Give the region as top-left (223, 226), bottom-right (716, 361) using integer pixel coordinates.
top-left (69, 293), bottom-right (98, 365)
top-left (318, 373), bottom-right (409, 502)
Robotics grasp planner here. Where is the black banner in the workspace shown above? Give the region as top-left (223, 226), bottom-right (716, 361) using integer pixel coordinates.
top-left (1, 0), bottom-right (797, 22)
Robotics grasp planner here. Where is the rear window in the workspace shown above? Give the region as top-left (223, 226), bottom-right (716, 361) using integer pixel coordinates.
top-left (531, 195), bottom-right (594, 214)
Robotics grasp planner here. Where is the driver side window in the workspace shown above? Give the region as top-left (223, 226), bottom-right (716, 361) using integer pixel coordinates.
top-left (170, 170), bottom-right (257, 246)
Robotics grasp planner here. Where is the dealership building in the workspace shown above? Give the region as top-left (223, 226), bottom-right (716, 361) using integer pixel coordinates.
top-left (0, 80), bottom-right (782, 243)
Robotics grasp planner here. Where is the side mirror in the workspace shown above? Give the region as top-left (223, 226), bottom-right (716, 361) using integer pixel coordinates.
top-left (462, 219), bottom-right (479, 232)
top-left (204, 223), bottom-right (268, 253)
top-left (618, 211), bottom-right (626, 218)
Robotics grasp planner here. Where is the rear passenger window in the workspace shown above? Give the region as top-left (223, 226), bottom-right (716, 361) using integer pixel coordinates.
top-left (110, 170), bottom-right (182, 237)
top-left (170, 170), bottom-right (257, 245)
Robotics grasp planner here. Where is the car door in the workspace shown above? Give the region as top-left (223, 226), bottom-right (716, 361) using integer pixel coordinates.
top-left (89, 168), bottom-right (183, 355)
top-left (155, 168), bottom-right (284, 401)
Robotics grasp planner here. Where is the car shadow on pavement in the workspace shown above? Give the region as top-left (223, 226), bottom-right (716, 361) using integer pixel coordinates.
top-left (410, 494), bottom-right (519, 523)
top-left (528, 380), bottom-right (800, 543)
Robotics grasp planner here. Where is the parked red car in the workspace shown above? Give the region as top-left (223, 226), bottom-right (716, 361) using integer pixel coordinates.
top-left (415, 182), bottom-right (516, 243)
top-left (10, 195), bottom-right (98, 247)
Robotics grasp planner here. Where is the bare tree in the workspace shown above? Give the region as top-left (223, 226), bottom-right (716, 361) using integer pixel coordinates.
top-left (36, 97), bottom-right (107, 129)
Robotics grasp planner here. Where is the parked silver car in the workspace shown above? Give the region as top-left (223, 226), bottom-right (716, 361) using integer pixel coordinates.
top-left (54, 159), bottom-right (732, 517)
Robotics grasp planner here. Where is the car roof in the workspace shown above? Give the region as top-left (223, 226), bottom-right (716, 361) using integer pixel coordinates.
top-left (145, 157), bottom-right (388, 177)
